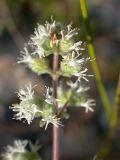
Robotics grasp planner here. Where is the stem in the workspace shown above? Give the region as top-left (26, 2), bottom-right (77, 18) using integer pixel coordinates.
top-left (57, 101), bottom-right (69, 117)
top-left (96, 74), bottom-right (120, 160)
top-left (53, 126), bottom-right (59, 160)
top-left (80, 0), bottom-right (111, 119)
top-left (52, 34), bottom-right (59, 160)
top-left (110, 74), bottom-right (120, 128)
top-left (53, 50), bottom-right (59, 113)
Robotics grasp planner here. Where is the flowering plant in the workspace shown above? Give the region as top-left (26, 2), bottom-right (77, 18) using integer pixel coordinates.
top-left (3, 18), bottom-right (95, 160)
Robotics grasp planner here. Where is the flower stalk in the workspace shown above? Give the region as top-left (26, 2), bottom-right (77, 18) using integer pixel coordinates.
top-left (52, 34), bottom-right (59, 160)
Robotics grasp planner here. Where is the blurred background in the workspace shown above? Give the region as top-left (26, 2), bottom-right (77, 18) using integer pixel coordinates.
top-left (0, 0), bottom-right (120, 159)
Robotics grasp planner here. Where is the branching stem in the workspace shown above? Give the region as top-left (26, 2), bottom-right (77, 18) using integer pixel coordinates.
top-left (57, 101), bottom-right (69, 117)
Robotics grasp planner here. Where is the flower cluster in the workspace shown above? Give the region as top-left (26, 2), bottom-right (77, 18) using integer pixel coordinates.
top-left (18, 19), bottom-right (86, 77)
top-left (10, 84), bottom-right (42, 125)
top-left (10, 84), bottom-right (62, 130)
top-left (10, 18), bottom-right (95, 130)
top-left (2, 140), bottom-right (41, 160)
top-left (57, 79), bottom-right (95, 114)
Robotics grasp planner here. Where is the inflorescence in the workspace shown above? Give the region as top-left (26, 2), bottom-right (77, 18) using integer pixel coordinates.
top-left (10, 18), bottom-right (95, 130)
top-left (2, 140), bottom-right (41, 160)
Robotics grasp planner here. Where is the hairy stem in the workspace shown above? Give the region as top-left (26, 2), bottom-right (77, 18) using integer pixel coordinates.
top-left (52, 34), bottom-right (59, 160)
top-left (80, 0), bottom-right (111, 118)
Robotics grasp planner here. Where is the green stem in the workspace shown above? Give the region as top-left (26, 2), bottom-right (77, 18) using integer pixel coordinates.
top-left (110, 74), bottom-right (120, 128)
top-left (80, 0), bottom-right (111, 118)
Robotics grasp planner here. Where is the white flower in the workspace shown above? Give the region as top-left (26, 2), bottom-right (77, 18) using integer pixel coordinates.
top-left (29, 19), bottom-right (57, 58)
top-left (75, 68), bottom-right (93, 82)
top-left (11, 103), bottom-right (41, 124)
top-left (2, 140), bottom-right (41, 160)
top-left (62, 54), bottom-right (92, 81)
top-left (17, 47), bottom-right (33, 64)
top-left (80, 99), bottom-right (95, 113)
top-left (61, 51), bottom-right (92, 79)
top-left (61, 23), bottom-right (78, 40)
top-left (69, 41), bottom-right (84, 52)
top-left (60, 24), bottom-right (84, 52)
top-left (17, 84), bottom-right (35, 101)
top-left (41, 115), bottom-right (63, 130)
top-left (2, 140), bottom-right (27, 160)
top-left (10, 84), bottom-right (42, 124)
top-left (63, 51), bottom-right (85, 68)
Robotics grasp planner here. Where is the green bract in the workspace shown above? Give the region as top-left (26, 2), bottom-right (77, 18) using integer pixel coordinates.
top-left (60, 60), bottom-right (79, 77)
top-left (28, 58), bottom-right (51, 75)
top-left (41, 38), bottom-right (54, 56)
top-left (59, 39), bottom-right (73, 53)
top-left (12, 152), bottom-right (41, 160)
